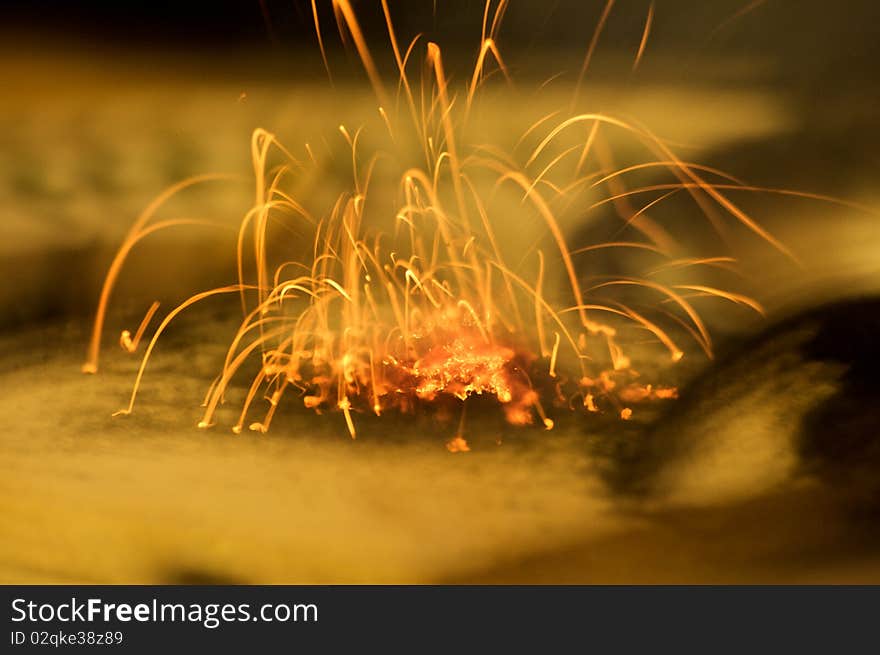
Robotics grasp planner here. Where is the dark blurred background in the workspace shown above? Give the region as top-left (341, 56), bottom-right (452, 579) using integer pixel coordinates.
top-left (4, 1), bottom-right (880, 87)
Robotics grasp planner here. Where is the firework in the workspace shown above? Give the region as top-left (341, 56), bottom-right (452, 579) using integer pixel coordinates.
top-left (83, 0), bottom-right (795, 448)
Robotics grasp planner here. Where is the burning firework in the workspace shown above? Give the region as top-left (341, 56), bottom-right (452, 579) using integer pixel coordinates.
top-left (83, 0), bottom-right (794, 448)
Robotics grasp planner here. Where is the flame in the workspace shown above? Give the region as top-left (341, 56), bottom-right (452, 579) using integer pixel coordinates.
top-left (83, 0), bottom-right (803, 448)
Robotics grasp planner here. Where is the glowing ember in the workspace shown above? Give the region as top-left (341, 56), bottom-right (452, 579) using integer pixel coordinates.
top-left (410, 338), bottom-right (516, 402)
top-left (446, 435), bottom-right (471, 454)
top-left (83, 0), bottom-right (786, 448)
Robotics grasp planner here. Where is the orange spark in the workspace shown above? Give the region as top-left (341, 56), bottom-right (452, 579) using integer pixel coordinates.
top-left (82, 1), bottom-right (808, 449)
